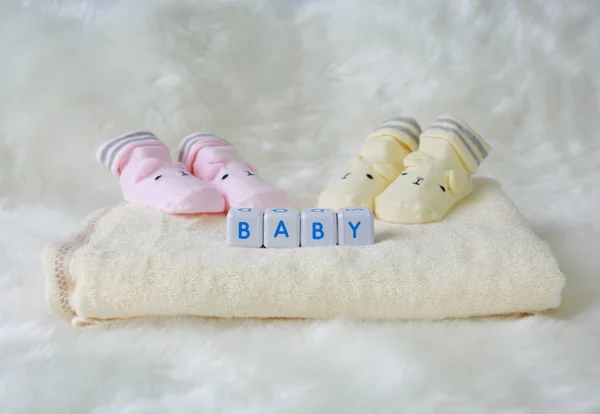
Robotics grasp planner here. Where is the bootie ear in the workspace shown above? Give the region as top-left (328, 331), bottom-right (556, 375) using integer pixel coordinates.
top-left (132, 158), bottom-right (164, 183)
top-left (348, 155), bottom-right (365, 168)
top-left (403, 151), bottom-right (434, 168)
top-left (445, 169), bottom-right (469, 195)
top-left (372, 163), bottom-right (399, 183)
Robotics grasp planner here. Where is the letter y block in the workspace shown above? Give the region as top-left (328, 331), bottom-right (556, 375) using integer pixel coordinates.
top-left (337, 207), bottom-right (374, 246)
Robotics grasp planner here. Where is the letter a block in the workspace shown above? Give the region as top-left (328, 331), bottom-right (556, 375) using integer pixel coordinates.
top-left (226, 208), bottom-right (264, 248)
top-left (337, 208), bottom-right (374, 246)
top-left (264, 208), bottom-right (300, 248)
top-left (300, 208), bottom-right (337, 247)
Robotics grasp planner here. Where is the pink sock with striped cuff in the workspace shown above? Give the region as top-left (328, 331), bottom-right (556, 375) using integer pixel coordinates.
top-left (178, 132), bottom-right (291, 210)
top-left (97, 131), bottom-right (225, 214)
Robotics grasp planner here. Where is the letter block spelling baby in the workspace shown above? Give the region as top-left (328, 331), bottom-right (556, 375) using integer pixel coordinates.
top-left (227, 207), bottom-right (374, 248)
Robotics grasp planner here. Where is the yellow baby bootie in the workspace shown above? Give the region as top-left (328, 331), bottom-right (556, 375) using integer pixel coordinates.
top-left (317, 117), bottom-right (421, 211)
top-left (374, 114), bottom-right (491, 224)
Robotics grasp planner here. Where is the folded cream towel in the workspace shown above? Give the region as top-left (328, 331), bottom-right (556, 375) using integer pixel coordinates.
top-left (42, 179), bottom-right (566, 327)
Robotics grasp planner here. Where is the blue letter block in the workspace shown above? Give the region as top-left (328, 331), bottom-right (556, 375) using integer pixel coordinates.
top-left (300, 208), bottom-right (337, 247)
top-left (264, 208), bottom-right (300, 248)
top-left (337, 208), bottom-right (374, 246)
top-left (226, 208), bottom-right (264, 248)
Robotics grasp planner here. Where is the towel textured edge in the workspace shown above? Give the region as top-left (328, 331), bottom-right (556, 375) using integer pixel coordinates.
top-left (43, 206), bottom-right (112, 321)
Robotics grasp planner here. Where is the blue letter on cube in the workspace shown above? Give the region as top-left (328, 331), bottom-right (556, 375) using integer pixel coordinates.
top-left (337, 208), bottom-right (374, 246)
top-left (238, 222), bottom-right (250, 239)
top-left (348, 221), bottom-right (361, 238)
top-left (312, 222), bottom-right (324, 240)
top-left (274, 220), bottom-right (290, 238)
top-left (264, 208), bottom-right (300, 248)
top-left (227, 208), bottom-right (264, 248)
top-left (300, 208), bottom-right (337, 247)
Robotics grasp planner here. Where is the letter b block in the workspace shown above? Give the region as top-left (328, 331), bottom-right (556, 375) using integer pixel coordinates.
top-left (300, 208), bottom-right (337, 247)
top-left (337, 208), bottom-right (374, 246)
top-left (264, 208), bottom-right (300, 248)
top-left (226, 208), bottom-right (264, 248)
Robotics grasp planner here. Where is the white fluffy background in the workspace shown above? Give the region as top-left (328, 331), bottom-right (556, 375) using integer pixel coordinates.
top-left (1, 0), bottom-right (600, 412)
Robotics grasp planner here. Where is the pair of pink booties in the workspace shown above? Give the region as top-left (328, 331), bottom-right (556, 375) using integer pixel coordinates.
top-left (97, 131), bottom-right (291, 214)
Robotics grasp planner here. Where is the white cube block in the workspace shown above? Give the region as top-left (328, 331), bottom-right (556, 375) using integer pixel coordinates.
top-left (226, 208), bottom-right (264, 248)
top-left (300, 208), bottom-right (337, 247)
top-left (264, 208), bottom-right (300, 248)
top-left (337, 207), bottom-right (374, 246)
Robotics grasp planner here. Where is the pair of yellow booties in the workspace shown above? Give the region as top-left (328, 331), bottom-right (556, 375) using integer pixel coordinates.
top-left (317, 115), bottom-right (491, 224)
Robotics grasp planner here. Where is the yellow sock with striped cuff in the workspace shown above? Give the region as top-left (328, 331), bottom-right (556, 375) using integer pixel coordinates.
top-left (374, 114), bottom-right (491, 224)
top-left (317, 117), bottom-right (421, 211)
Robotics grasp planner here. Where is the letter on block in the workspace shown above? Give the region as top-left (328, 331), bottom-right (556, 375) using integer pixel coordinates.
top-left (226, 208), bottom-right (264, 248)
top-left (337, 207), bottom-right (374, 246)
top-left (300, 208), bottom-right (337, 247)
top-left (264, 208), bottom-right (300, 248)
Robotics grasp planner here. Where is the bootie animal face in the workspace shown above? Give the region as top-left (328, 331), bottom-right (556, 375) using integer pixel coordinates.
top-left (121, 158), bottom-right (225, 214)
top-left (374, 152), bottom-right (472, 224)
top-left (203, 160), bottom-right (291, 210)
top-left (317, 156), bottom-right (398, 210)
top-left (97, 131), bottom-right (225, 214)
top-left (179, 134), bottom-right (292, 211)
top-left (315, 116), bottom-right (421, 212)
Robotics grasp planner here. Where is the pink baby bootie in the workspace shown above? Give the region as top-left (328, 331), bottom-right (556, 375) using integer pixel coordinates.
top-left (178, 132), bottom-right (291, 210)
top-left (97, 131), bottom-right (225, 214)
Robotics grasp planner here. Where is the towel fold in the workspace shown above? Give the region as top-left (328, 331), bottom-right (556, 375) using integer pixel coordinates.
top-left (42, 179), bottom-right (566, 327)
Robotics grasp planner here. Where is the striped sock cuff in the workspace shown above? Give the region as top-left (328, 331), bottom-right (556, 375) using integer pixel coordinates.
top-left (426, 115), bottom-right (490, 172)
top-left (96, 131), bottom-right (162, 176)
top-left (177, 132), bottom-right (231, 169)
top-left (366, 117), bottom-right (422, 152)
